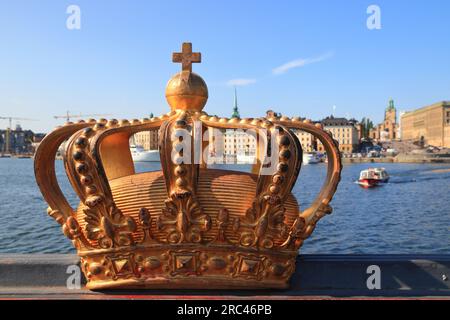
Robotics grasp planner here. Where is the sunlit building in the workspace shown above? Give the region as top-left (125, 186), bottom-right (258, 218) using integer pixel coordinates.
top-left (133, 129), bottom-right (159, 150)
top-left (369, 99), bottom-right (399, 141)
top-left (0, 124), bottom-right (34, 154)
top-left (292, 129), bottom-right (315, 152)
top-left (401, 101), bottom-right (450, 148)
top-left (318, 116), bottom-right (359, 153)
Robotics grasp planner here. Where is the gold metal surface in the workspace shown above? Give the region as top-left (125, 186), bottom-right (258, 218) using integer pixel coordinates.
top-left (166, 42), bottom-right (208, 112)
top-left (172, 42), bottom-right (201, 73)
top-left (34, 42), bottom-right (342, 290)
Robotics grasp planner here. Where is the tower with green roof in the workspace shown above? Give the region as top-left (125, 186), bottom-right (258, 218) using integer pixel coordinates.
top-left (385, 98), bottom-right (397, 123)
top-left (387, 98), bottom-right (395, 111)
top-left (231, 87), bottom-right (240, 119)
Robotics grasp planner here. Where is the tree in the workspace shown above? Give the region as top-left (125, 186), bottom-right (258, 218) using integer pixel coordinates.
top-left (360, 117), bottom-right (374, 138)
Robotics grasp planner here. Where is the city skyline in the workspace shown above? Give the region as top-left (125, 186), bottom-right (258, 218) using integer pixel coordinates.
top-left (1, 0), bottom-right (449, 132)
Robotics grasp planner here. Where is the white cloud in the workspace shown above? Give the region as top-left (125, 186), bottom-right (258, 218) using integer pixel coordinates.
top-left (226, 78), bottom-right (257, 86)
top-left (272, 52), bottom-right (334, 75)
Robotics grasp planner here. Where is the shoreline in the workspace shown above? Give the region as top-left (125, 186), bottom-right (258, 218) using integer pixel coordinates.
top-left (342, 156), bottom-right (450, 164)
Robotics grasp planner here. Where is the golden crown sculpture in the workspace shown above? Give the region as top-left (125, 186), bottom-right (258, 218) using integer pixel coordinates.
top-left (34, 43), bottom-right (342, 290)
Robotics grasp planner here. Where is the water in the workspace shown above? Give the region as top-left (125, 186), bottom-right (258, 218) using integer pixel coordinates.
top-left (0, 158), bottom-right (449, 254)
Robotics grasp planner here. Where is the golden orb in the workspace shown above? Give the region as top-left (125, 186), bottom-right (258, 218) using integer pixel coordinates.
top-left (165, 71), bottom-right (208, 112)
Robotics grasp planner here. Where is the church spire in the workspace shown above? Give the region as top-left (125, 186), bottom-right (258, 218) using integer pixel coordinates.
top-left (231, 86), bottom-right (240, 118)
top-left (387, 98), bottom-right (395, 111)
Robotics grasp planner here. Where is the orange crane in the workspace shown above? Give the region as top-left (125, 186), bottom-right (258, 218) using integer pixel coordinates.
top-left (53, 111), bottom-right (112, 122)
top-left (0, 116), bottom-right (37, 154)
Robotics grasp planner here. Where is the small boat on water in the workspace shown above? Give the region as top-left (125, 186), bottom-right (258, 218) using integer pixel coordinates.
top-left (130, 145), bottom-right (160, 162)
top-left (303, 152), bottom-right (320, 165)
top-left (237, 153), bottom-right (256, 164)
top-left (357, 168), bottom-right (390, 188)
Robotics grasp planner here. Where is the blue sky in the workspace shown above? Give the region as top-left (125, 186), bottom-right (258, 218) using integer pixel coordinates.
top-left (0, 0), bottom-right (449, 132)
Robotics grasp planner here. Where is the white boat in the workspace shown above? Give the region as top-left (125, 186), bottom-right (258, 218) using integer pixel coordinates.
top-left (367, 150), bottom-right (380, 158)
top-left (236, 154), bottom-right (257, 164)
top-left (303, 152), bottom-right (320, 164)
top-left (357, 167), bottom-right (389, 188)
top-left (130, 145), bottom-right (160, 162)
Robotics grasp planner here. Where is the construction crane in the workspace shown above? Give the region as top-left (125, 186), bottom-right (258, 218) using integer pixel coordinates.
top-left (53, 111), bottom-right (112, 122)
top-left (0, 116), bottom-right (37, 154)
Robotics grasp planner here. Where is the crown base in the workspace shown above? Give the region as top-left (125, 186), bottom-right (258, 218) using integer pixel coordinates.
top-left (79, 245), bottom-right (297, 290)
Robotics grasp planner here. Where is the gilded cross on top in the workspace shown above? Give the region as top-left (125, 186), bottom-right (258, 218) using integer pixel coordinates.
top-left (172, 42), bottom-right (201, 73)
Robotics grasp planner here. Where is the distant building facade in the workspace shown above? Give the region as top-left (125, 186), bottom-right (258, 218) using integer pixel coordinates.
top-left (370, 99), bottom-right (399, 141)
top-left (292, 129), bottom-right (316, 152)
top-left (0, 125), bottom-right (34, 154)
top-left (354, 122), bottom-right (363, 142)
top-left (397, 111), bottom-right (407, 140)
top-left (400, 101), bottom-right (450, 148)
top-left (265, 110), bottom-right (316, 153)
top-left (318, 116), bottom-right (359, 153)
top-left (223, 129), bottom-right (257, 157)
top-left (133, 129), bottom-right (159, 150)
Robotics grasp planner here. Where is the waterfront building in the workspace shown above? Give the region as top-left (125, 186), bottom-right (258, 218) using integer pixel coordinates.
top-left (354, 121), bottom-right (363, 141)
top-left (369, 98), bottom-right (399, 141)
top-left (265, 110), bottom-right (316, 153)
top-left (398, 111), bottom-right (407, 140)
top-left (223, 128), bottom-right (257, 158)
top-left (133, 129), bottom-right (159, 150)
top-left (292, 129), bottom-right (316, 152)
top-left (0, 124), bottom-right (34, 154)
top-left (318, 116), bottom-right (359, 153)
top-left (400, 101), bottom-right (450, 148)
